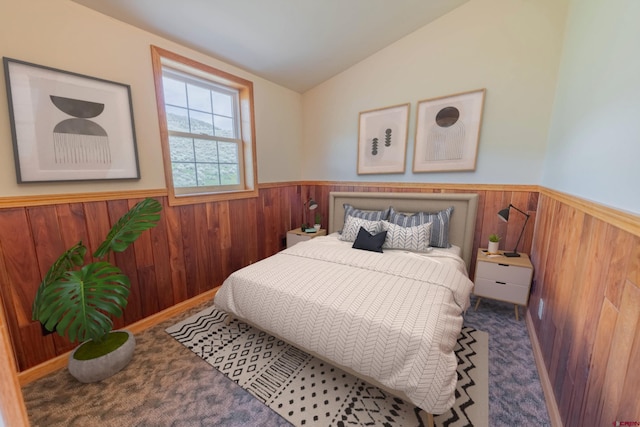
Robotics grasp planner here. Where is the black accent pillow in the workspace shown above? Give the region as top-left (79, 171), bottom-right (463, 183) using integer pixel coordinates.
top-left (352, 227), bottom-right (387, 253)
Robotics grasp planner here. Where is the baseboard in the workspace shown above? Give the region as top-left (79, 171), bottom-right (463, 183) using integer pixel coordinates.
top-left (17, 288), bottom-right (219, 386)
top-left (126, 288), bottom-right (218, 335)
top-left (526, 311), bottom-right (563, 427)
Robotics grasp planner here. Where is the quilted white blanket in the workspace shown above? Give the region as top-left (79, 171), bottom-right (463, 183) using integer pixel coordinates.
top-left (214, 235), bottom-right (474, 414)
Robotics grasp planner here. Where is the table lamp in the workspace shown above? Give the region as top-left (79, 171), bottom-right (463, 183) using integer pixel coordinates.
top-left (497, 204), bottom-right (530, 257)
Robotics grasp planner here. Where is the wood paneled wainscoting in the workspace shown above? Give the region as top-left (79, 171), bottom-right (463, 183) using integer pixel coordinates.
top-left (0, 187), bottom-right (302, 373)
top-left (528, 190), bottom-right (640, 427)
top-left (0, 183), bottom-right (537, 376)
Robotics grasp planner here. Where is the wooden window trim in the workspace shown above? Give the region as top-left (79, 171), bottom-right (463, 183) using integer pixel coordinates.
top-left (150, 45), bottom-right (258, 206)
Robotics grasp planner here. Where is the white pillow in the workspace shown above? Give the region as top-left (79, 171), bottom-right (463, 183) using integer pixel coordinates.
top-left (381, 220), bottom-right (432, 252)
top-left (339, 216), bottom-right (381, 242)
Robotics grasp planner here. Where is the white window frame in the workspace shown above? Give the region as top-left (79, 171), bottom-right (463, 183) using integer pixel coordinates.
top-left (151, 46), bottom-right (258, 206)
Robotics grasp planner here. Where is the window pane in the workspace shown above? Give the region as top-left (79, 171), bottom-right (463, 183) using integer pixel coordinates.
top-left (218, 141), bottom-right (238, 164)
top-left (220, 164), bottom-right (240, 185)
top-left (169, 136), bottom-right (195, 162)
top-left (187, 84), bottom-right (212, 113)
top-left (166, 105), bottom-right (190, 132)
top-left (194, 139), bottom-right (218, 162)
top-left (196, 163), bottom-right (221, 186)
top-left (214, 116), bottom-right (235, 138)
top-left (162, 77), bottom-right (187, 107)
top-left (172, 163), bottom-right (197, 187)
top-left (189, 110), bottom-right (214, 136)
top-left (212, 92), bottom-right (233, 116)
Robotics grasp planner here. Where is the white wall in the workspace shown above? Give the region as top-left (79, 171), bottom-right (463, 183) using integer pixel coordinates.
top-left (302, 0), bottom-right (569, 185)
top-left (541, 0), bottom-right (640, 214)
top-left (0, 0), bottom-right (302, 197)
top-left (4, 0), bottom-right (636, 216)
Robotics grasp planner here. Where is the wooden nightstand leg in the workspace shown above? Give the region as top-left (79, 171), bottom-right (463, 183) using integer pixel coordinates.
top-left (514, 305), bottom-right (519, 321)
top-left (474, 298), bottom-right (482, 311)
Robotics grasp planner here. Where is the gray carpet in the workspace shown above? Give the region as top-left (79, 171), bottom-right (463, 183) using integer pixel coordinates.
top-left (464, 296), bottom-right (551, 427)
top-left (22, 295), bottom-right (550, 426)
top-left (166, 306), bottom-right (488, 427)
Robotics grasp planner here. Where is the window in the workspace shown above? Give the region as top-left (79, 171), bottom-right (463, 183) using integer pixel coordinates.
top-left (151, 46), bottom-right (258, 205)
top-left (163, 70), bottom-right (242, 189)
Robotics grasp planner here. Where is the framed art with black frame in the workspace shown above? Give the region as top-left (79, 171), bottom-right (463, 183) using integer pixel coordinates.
top-left (357, 103), bottom-right (409, 175)
top-left (413, 89), bottom-right (485, 173)
top-left (3, 57), bottom-right (140, 183)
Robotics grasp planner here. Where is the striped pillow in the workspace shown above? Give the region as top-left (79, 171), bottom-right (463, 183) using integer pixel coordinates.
top-left (343, 204), bottom-right (390, 223)
top-left (388, 206), bottom-right (454, 248)
top-left (339, 216), bottom-right (381, 242)
top-left (381, 220), bottom-right (432, 252)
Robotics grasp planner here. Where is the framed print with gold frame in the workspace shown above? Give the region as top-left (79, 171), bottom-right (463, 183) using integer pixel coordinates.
top-left (413, 89), bottom-right (485, 173)
top-left (357, 103), bottom-right (409, 175)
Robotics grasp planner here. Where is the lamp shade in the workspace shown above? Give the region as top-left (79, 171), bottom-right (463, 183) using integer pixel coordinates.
top-left (497, 208), bottom-right (510, 222)
top-left (308, 199), bottom-right (318, 210)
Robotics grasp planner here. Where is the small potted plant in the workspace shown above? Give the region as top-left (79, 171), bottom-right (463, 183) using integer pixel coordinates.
top-left (32, 197), bottom-right (162, 382)
top-left (488, 233), bottom-right (501, 254)
top-left (314, 212), bottom-right (322, 231)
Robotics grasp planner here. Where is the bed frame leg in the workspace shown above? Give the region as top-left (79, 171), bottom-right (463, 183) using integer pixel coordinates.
top-left (224, 315), bottom-right (232, 326)
top-left (427, 412), bottom-right (434, 427)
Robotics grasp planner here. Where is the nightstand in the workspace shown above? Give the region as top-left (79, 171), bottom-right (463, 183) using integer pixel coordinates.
top-left (473, 250), bottom-right (533, 320)
top-left (286, 228), bottom-right (326, 248)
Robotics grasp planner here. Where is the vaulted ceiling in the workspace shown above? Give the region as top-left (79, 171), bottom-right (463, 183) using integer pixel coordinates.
top-left (71, 0), bottom-right (468, 93)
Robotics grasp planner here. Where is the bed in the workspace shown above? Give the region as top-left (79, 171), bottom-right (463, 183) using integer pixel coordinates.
top-left (214, 191), bottom-right (478, 421)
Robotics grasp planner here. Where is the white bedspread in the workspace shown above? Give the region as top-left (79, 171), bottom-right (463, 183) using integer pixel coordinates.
top-left (214, 235), bottom-right (474, 414)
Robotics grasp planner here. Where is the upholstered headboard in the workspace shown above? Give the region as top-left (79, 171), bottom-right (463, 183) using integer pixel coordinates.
top-left (329, 192), bottom-right (479, 271)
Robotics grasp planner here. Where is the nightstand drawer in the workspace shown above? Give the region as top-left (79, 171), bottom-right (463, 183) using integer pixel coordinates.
top-left (286, 233), bottom-right (309, 247)
top-left (474, 277), bottom-right (530, 306)
top-left (476, 261), bottom-right (531, 285)
top-left (286, 229), bottom-right (326, 248)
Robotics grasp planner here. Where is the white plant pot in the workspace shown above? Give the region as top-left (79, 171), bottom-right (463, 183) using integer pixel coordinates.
top-left (68, 330), bottom-right (135, 383)
top-left (314, 224), bottom-right (321, 231)
top-left (488, 241), bottom-right (500, 254)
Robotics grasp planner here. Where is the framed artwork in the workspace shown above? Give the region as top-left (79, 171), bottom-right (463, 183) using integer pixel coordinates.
top-left (3, 57), bottom-right (140, 183)
top-left (413, 89), bottom-right (485, 173)
top-left (357, 103), bottom-right (409, 175)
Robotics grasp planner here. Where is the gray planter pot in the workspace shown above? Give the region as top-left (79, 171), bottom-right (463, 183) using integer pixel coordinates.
top-left (68, 330), bottom-right (136, 383)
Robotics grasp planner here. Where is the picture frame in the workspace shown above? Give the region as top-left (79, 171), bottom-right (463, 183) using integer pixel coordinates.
top-left (357, 103), bottom-right (409, 175)
top-left (3, 57), bottom-right (140, 183)
top-left (413, 89), bottom-right (485, 173)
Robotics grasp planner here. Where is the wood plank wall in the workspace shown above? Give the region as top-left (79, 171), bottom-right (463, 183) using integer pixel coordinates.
top-left (0, 281), bottom-right (29, 426)
top-left (0, 183), bottom-right (536, 371)
top-left (528, 193), bottom-right (640, 427)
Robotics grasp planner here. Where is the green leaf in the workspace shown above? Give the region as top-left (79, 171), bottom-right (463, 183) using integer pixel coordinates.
top-left (32, 243), bottom-right (86, 321)
top-left (93, 198), bottom-right (162, 259)
top-left (32, 197), bottom-right (162, 344)
top-left (35, 262), bottom-right (130, 343)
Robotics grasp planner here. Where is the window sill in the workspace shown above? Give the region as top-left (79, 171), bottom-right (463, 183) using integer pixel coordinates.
top-left (167, 188), bottom-right (259, 206)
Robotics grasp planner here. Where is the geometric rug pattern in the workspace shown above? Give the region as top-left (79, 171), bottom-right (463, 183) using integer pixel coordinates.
top-left (167, 305), bottom-right (488, 427)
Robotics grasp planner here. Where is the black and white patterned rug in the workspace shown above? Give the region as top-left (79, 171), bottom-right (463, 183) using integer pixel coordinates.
top-left (166, 306), bottom-right (488, 427)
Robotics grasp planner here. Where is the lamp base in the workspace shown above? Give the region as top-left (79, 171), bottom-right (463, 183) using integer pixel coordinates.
top-left (503, 252), bottom-right (521, 257)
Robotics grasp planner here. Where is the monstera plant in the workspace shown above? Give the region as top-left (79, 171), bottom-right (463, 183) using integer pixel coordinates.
top-left (32, 198), bottom-right (162, 376)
